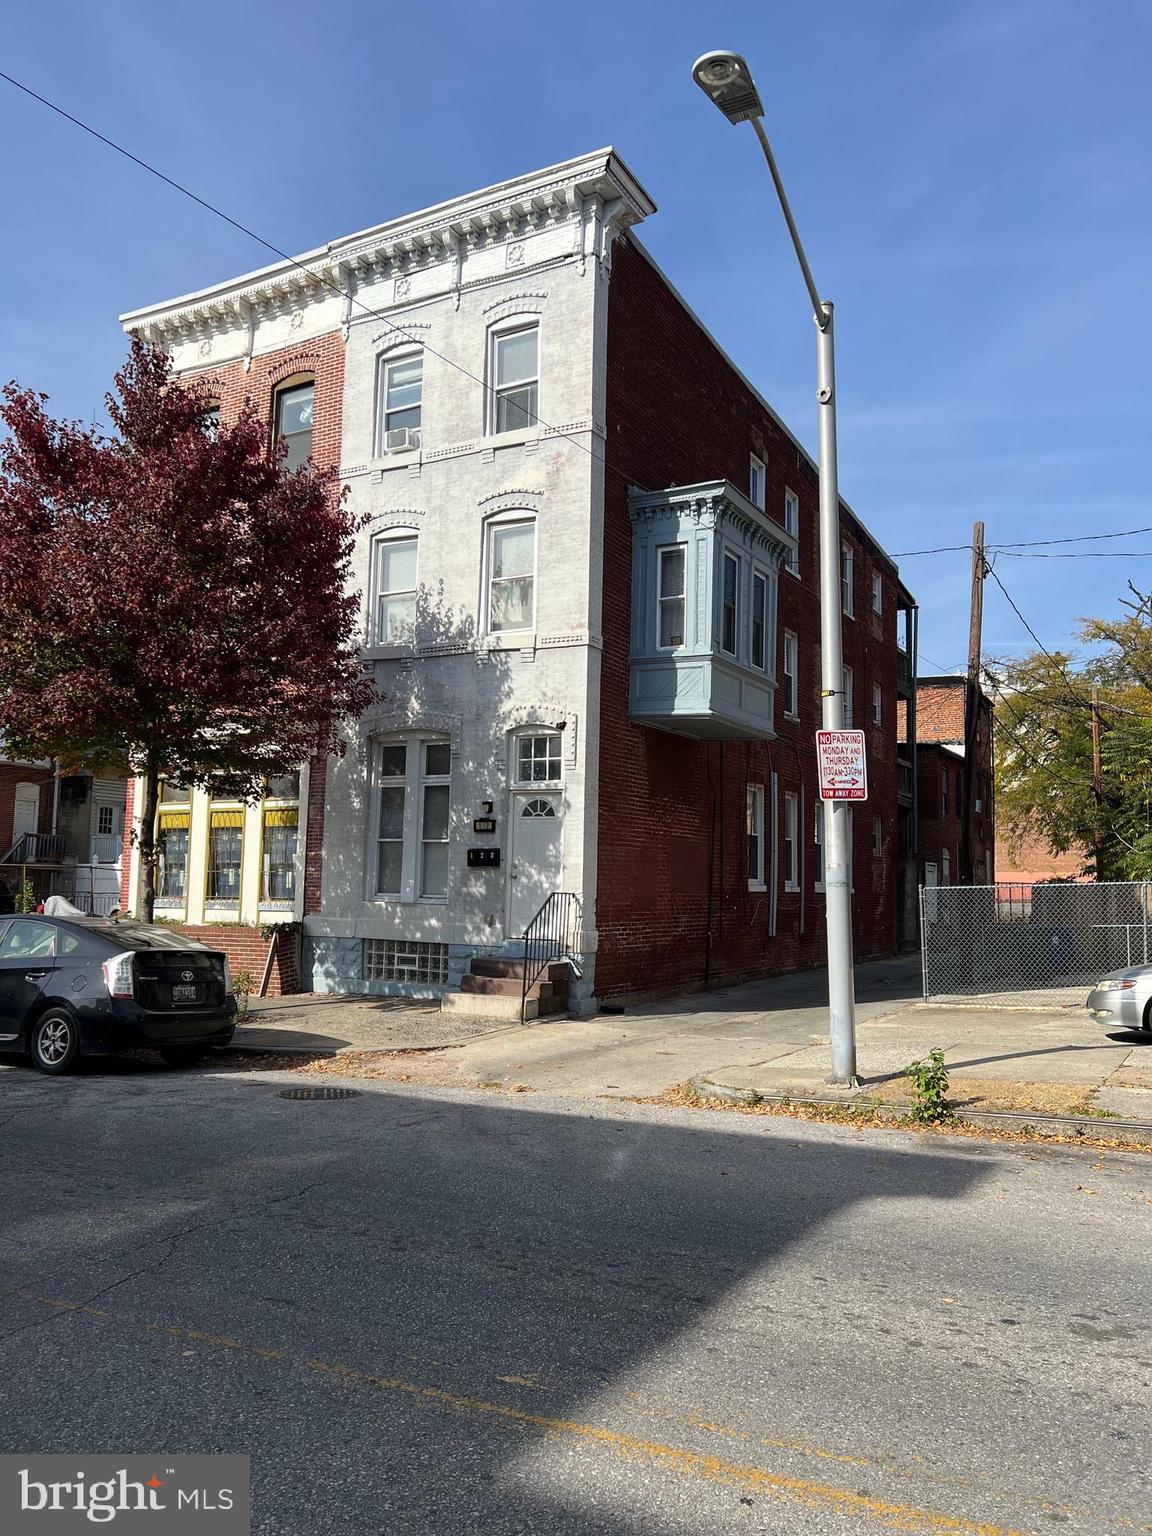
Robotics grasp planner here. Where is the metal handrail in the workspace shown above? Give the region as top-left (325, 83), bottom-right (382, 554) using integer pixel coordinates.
top-left (520, 891), bottom-right (583, 1023)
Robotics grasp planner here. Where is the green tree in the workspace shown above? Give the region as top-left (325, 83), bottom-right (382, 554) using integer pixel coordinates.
top-left (992, 585), bottom-right (1152, 881)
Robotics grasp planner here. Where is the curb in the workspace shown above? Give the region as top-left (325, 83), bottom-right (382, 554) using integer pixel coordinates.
top-left (688, 1076), bottom-right (1152, 1146)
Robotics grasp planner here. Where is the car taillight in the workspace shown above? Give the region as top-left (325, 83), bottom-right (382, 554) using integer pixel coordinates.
top-left (223, 958), bottom-right (235, 997)
top-left (101, 951), bottom-right (134, 998)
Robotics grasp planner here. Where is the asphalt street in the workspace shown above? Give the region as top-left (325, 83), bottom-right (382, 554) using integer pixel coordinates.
top-left (0, 1057), bottom-right (1148, 1534)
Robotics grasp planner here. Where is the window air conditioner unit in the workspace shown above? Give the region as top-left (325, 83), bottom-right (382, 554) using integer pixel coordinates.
top-left (384, 427), bottom-right (421, 454)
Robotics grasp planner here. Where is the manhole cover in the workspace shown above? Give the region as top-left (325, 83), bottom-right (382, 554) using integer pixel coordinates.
top-left (277, 1085), bottom-right (362, 1101)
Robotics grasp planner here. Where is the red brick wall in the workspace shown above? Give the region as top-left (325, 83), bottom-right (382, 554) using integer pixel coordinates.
top-left (120, 333), bottom-right (344, 922)
top-left (0, 763), bottom-right (56, 852)
top-left (169, 923), bottom-right (299, 997)
top-left (916, 743), bottom-right (995, 886)
top-left (595, 236), bottom-right (902, 998)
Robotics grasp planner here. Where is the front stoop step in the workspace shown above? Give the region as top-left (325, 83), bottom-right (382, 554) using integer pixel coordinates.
top-left (440, 957), bottom-right (572, 1021)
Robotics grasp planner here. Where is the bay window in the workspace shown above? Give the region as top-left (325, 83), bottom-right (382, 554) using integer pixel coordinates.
top-left (157, 810), bottom-right (189, 902)
top-left (657, 545), bottom-right (686, 649)
top-left (206, 809), bottom-right (243, 904)
top-left (751, 570), bottom-right (768, 670)
top-left (721, 552), bottom-right (739, 656)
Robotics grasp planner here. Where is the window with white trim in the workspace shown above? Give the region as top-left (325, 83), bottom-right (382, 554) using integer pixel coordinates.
top-left (871, 571), bottom-right (883, 614)
top-left (813, 801), bottom-right (825, 889)
top-left (273, 379), bottom-right (314, 471)
top-left (376, 352), bottom-right (423, 448)
top-left (783, 490), bottom-right (800, 576)
top-left (489, 322), bottom-right (539, 433)
top-left (372, 738), bottom-right (452, 903)
top-left (783, 790), bottom-right (799, 891)
top-left (373, 534), bottom-right (418, 646)
top-left (485, 517), bottom-right (536, 633)
top-left (782, 630), bottom-right (798, 719)
top-left (872, 681), bottom-right (882, 727)
top-left (516, 733), bottom-right (562, 784)
top-left (749, 455), bottom-right (766, 511)
top-left (841, 541), bottom-right (854, 616)
top-left (721, 551), bottom-right (740, 656)
top-left (751, 569), bottom-right (768, 670)
top-left (747, 783), bottom-right (765, 889)
top-left (657, 545), bottom-right (686, 649)
top-left (842, 665), bottom-right (854, 729)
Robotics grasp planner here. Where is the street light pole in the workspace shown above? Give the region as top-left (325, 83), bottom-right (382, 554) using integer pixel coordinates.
top-left (693, 50), bottom-right (858, 1083)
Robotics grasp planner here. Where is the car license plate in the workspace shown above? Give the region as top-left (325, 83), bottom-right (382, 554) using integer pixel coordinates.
top-left (172, 984), bottom-right (198, 1002)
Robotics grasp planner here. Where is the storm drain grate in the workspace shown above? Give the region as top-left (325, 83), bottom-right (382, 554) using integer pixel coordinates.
top-left (277, 1085), bottom-right (362, 1101)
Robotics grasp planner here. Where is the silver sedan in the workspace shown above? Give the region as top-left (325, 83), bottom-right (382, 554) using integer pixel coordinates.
top-left (1085, 966), bottom-right (1152, 1033)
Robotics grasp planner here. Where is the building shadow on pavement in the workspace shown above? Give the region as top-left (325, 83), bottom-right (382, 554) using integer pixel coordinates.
top-left (0, 1069), bottom-right (998, 1534)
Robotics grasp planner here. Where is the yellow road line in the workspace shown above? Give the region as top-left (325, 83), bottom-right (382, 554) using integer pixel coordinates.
top-left (306, 1357), bottom-right (1025, 1536)
top-left (22, 1293), bottom-right (1024, 1534)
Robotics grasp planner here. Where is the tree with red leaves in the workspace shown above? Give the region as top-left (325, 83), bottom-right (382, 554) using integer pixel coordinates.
top-left (0, 336), bottom-right (375, 921)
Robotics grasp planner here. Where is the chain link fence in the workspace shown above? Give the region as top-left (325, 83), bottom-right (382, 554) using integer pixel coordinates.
top-left (921, 881), bottom-right (1152, 1002)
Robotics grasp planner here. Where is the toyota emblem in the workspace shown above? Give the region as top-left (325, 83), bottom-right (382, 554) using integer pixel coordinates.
top-left (180, 970), bottom-right (195, 982)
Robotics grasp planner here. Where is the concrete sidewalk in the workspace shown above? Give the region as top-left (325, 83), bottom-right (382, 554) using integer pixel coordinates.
top-left (232, 958), bottom-right (1152, 1120)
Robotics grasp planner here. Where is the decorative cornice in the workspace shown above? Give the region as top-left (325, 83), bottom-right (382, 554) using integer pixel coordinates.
top-left (121, 149), bottom-right (655, 343)
top-left (628, 479), bottom-right (799, 561)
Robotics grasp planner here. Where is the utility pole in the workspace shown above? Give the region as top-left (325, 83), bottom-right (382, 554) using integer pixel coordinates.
top-left (1091, 684), bottom-right (1104, 877)
top-left (960, 522), bottom-right (986, 886)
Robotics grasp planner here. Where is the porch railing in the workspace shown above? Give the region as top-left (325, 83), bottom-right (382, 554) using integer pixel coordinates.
top-left (1, 832), bottom-right (65, 865)
top-left (521, 891), bottom-right (583, 1023)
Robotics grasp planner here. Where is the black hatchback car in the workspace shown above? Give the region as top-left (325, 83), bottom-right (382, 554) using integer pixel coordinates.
top-left (0, 914), bottom-right (237, 1074)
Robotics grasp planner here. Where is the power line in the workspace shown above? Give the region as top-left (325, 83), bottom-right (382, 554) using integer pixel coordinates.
top-left (0, 67), bottom-right (651, 498)
top-left (996, 548), bottom-right (1152, 560)
top-left (894, 525), bottom-right (1152, 558)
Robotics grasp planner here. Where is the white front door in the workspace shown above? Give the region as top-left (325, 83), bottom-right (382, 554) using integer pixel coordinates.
top-left (11, 784), bottom-right (40, 846)
top-left (508, 793), bottom-right (563, 935)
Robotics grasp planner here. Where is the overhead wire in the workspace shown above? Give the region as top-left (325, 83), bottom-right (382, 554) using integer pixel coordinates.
top-left (0, 67), bottom-right (654, 498)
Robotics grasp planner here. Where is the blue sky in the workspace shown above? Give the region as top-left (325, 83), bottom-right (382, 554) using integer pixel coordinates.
top-left (2, 0), bottom-right (1149, 676)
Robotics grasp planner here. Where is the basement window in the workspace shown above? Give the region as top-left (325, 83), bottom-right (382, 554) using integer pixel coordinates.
top-left (364, 939), bottom-right (448, 985)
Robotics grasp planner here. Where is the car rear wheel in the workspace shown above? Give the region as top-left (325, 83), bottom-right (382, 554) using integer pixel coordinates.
top-left (30, 1010), bottom-right (81, 1075)
top-left (1142, 999), bottom-right (1152, 1034)
top-left (158, 1045), bottom-right (206, 1069)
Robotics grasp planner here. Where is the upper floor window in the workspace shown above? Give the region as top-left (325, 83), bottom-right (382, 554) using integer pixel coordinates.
top-left (657, 545), bottom-right (686, 649)
top-left (871, 571), bottom-right (883, 614)
top-left (941, 768), bottom-right (949, 814)
top-left (373, 534), bottom-right (418, 647)
top-left (751, 569), bottom-right (768, 670)
top-left (782, 630), bottom-right (799, 719)
top-left (721, 552), bottom-right (740, 657)
top-left (490, 323), bottom-right (539, 433)
top-left (842, 665), bottom-right (854, 729)
top-left (783, 490), bottom-right (800, 576)
top-left (377, 353), bottom-right (423, 450)
top-left (203, 403), bottom-right (220, 441)
top-left (274, 379), bottom-right (314, 471)
top-left (872, 682), bottom-right (882, 727)
top-left (749, 455), bottom-right (766, 511)
top-left (841, 541), bottom-right (854, 616)
top-left (485, 517), bottom-right (536, 634)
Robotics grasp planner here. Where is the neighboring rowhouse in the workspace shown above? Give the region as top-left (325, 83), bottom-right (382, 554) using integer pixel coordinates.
top-left (119, 148), bottom-right (919, 1007)
top-left (905, 675), bottom-right (994, 891)
top-left (0, 749), bottom-right (125, 914)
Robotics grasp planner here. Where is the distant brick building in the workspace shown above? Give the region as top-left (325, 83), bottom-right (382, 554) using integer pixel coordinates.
top-left (118, 150), bottom-right (921, 1004)
top-left (904, 676), bottom-right (994, 890)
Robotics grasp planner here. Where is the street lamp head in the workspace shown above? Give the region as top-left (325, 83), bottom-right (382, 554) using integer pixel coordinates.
top-left (691, 50), bottom-right (764, 124)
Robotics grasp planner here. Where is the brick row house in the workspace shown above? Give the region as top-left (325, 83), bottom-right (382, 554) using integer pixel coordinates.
top-left (119, 149), bottom-right (919, 1006)
top-left (902, 675), bottom-right (994, 894)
